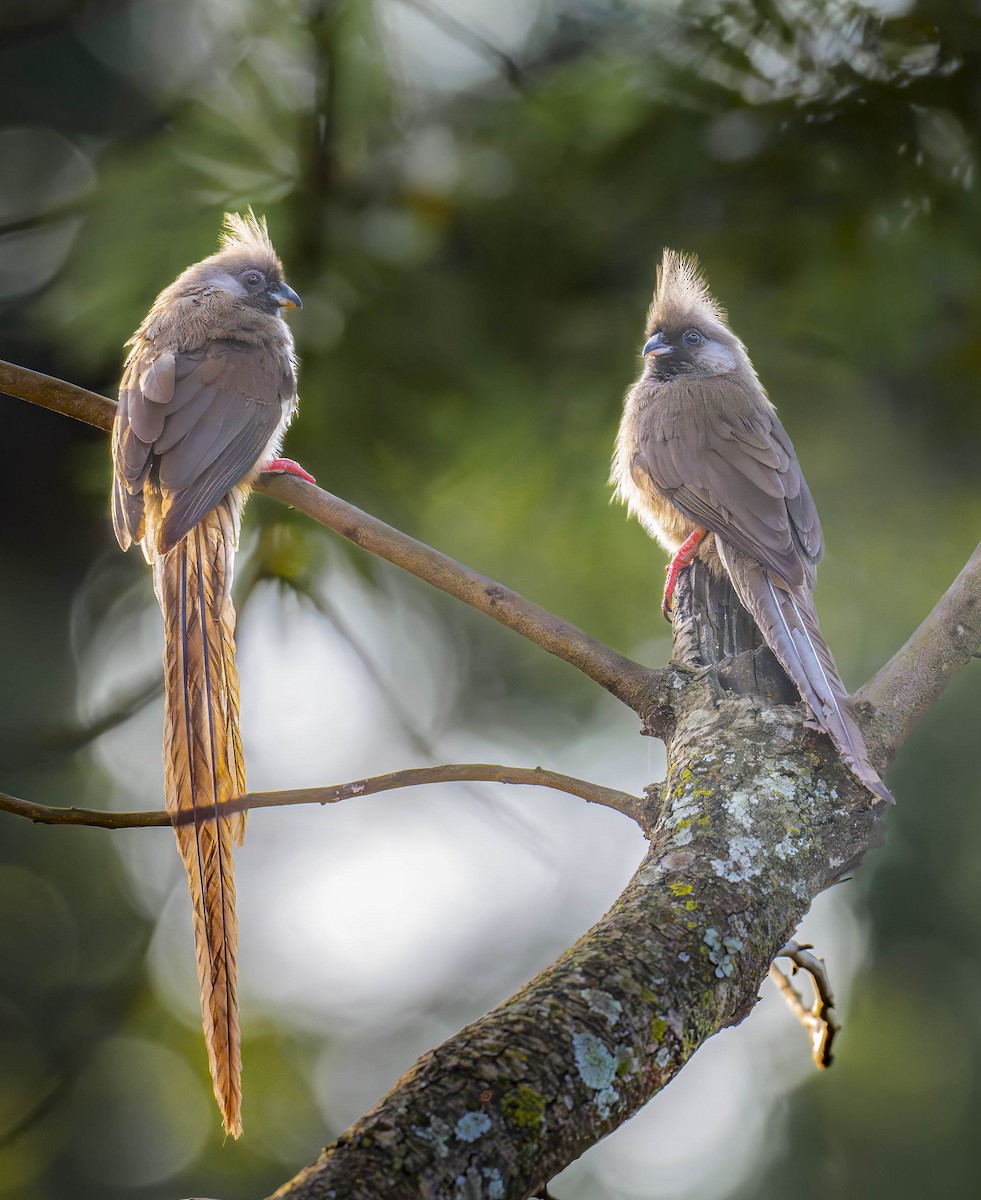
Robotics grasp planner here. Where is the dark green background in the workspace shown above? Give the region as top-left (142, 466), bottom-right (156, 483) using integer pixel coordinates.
top-left (1, 2), bottom-right (979, 1197)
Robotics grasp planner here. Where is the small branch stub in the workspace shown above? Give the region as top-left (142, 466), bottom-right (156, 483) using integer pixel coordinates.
top-left (771, 940), bottom-right (841, 1069)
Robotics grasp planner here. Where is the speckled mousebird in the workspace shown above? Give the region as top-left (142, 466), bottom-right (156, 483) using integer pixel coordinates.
top-left (111, 210), bottom-right (312, 1135)
top-left (612, 250), bottom-right (892, 806)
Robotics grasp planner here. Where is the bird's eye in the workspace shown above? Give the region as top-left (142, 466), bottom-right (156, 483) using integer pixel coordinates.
top-left (244, 271), bottom-right (264, 288)
top-left (683, 328), bottom-right (703, 346)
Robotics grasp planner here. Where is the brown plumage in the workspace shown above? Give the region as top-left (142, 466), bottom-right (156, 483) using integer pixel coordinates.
top-left (111, 211), bottom-right (303, 1135)
top-left (613, 250), bottom-right (892, 806)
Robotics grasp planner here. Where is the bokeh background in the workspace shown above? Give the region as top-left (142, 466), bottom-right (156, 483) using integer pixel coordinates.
top-left (1, 1), bottom-right (980, 1197)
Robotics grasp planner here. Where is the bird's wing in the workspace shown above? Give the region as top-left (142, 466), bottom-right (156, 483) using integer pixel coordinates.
top-left (112, 340), bottom-right (295, 553)
top-left (636, 398), bottom-right (822, 590)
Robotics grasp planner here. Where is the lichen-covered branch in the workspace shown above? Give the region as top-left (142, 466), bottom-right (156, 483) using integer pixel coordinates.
top-left (266, 547), bottom-right (978, 1198)
top-left (0, 763), bottom-right (644, 830)
top-left (0, 359), bottom-right (660, 712)
top-left (269, 569), bottom-right (883, 1200)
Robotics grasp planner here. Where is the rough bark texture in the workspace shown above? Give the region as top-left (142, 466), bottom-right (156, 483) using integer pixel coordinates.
top-left (268, 563), bottom-right (887, 1200)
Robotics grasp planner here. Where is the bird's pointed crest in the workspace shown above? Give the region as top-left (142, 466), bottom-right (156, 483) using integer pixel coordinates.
top-left (219, 208), bottom-right (279, 262)
top-left (647, 249), bottom-right (726, 334)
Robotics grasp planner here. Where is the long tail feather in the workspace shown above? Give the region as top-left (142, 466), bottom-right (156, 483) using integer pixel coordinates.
top-left (717, 542), bottom-right (893, 806)
top-left (153, 504), bottom-right (246, 1136)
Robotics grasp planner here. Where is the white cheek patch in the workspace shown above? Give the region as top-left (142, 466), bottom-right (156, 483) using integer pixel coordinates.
top-left (222, 271), bottom-right (249, 299)
top-left (202, 268), bottom-right (247, 299)
top-left (699, 341), bottom-right (739, 375)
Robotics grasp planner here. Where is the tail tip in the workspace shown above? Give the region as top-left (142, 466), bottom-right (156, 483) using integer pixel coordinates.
top-left (222, 1109), bottom-right (243, 1140)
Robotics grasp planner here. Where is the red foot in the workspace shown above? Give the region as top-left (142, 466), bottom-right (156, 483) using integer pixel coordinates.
top-left (662, 528), bottom-right (706, 620)
top-left (263, 457), bottom-right (316, 484)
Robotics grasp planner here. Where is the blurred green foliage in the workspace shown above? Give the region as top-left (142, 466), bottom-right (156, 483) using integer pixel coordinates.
top-left (1, 1), bottom-right (980, 1197)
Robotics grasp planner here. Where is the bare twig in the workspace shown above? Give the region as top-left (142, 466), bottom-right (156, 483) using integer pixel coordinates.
top-left (0, 762), bottom-right (644, 830)
top-left (0, 360), bottom-right (660, 712)
top-left (770, 940), bottom-right (840, 1069)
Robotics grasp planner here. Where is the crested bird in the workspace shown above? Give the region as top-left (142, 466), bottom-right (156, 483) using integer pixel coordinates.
top-left (110, 211), bottom-right (311, 1135)
top-left (612, 250), bottom-right (892, 806)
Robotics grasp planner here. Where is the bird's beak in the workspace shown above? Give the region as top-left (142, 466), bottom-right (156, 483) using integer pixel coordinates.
top-left (270, 282), bottom-right (303, 309)
top-left (643, 331), bottom-right (673, 357)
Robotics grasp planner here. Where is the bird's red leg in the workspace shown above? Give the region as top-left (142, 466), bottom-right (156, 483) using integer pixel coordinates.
top-left (662, 528), bottom-right (706, 620)
top-left (262, 457), bottom-right (316, 484)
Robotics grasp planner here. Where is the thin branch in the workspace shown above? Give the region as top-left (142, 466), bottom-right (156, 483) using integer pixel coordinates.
top-left (771, 940), bottom-right (840, 1069)
top-left (857, 541), bottom-right (981, 764)
top-left (0, 762), bottom-right (644, 830)
top-left (0, 361), bottom-right (115, 432)
top-left (0, 359), bottom-right (660, 712)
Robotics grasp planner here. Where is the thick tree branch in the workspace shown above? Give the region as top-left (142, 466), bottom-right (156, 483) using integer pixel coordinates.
top-left (0, 360), bottom-right (661, 713)
top-left (0, 763), bottom-right (644, 829)
top-left (268, 566), bottom-right (886, 1200)
top-left (265, 548), bottom-right (979, 1200)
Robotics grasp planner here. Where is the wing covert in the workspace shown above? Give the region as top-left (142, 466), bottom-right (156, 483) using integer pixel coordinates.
top-left (638, 396), bottom-right (822, 590)
top-left (111, 340), bottom-right (294, 554)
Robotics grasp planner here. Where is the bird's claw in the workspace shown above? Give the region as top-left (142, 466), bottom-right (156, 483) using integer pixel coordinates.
top-left (662, 528), bottom-right (706, 621)
top-left (262, 457), bottom-right (315, 484)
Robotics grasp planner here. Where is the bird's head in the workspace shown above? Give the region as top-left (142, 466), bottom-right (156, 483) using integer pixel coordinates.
top-left (177, 209), bottom-right (302, 318)
top-left (642, 250), bottom-right (743, 379)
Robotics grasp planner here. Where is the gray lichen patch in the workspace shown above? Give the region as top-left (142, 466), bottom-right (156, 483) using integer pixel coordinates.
top-left (572, 1030), bottom-right (616, 1091)
top-left (723, 789), bottom-right (757, 830)
top-left (571, 1029), bottom-right (621, 1118)
top-left (773, 828), bottom-right (803, 860)
top-left (580, 988), bottom-right (623, 1028)
top-left (411, 1115), bottom-right (453, 1158)
top-left (709, 834), bottom-right (765, 883)
top-left (455, 1111), bottom-right (492, 1143)
top-left (703, 927), bottom-right (744, 978)
top-left (453, 1165), bottom-right (505, 1199)
top-left (637, 862), bottom-right (665, 887)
